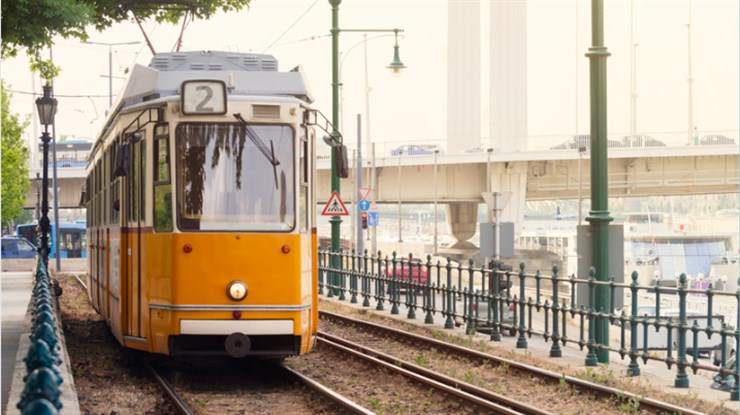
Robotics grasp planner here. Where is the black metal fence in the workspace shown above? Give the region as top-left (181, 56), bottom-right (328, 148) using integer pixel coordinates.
top-left (16, 256), bottom-right (64, 413)
top-left (318, 249), bottom-right (740, 401)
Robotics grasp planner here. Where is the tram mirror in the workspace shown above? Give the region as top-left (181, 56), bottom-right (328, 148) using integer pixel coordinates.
top-left (114, 143), bottom-right (131, 177)
top-left (333, 144), bottom-right (349, 178)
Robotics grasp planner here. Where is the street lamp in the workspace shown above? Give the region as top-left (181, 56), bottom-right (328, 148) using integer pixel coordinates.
top-left (387, 29), bottom-right (406, 76)
top-left (35, 84), bottom-right (57, 261)
top-left (329, 0), bottom-right (405, 294)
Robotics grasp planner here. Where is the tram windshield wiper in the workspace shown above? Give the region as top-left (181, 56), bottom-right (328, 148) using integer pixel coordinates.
top-left (233, 113), bottom-right (280, 188)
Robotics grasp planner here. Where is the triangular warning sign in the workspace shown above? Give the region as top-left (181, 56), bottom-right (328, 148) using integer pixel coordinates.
top-left (321, 191), bottom-right (350, 216)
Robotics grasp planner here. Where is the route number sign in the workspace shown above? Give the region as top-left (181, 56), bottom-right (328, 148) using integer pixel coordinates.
top-left (181, 80), bottom-right (227, 115)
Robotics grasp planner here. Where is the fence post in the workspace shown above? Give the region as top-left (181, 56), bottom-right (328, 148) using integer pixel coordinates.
top-left (674, 273), bottom-right (689, 388)
top-left (627, 271), bottom-right (640, 376)
top-left (466, 259), bottom-right (476, 335)
top-left (350, 249), bottom-right (358, 304)
top-left (376, 251), bottom-right (385, 311)
top-left (490, 261), bottom-right (501, 341)
top-left (550, 265), bottom-right (562, 357)
top-left (362, 249), bottom-right (370, 307)
top-left (338, 250), bottom-right (346, 301)
top-left (516, 263), bottom-right (528, 349)
top-left (390, 252), bottom-right (399, 315)
top-left (585, 267), bottom-right (598, 367)
top-left (407, 254), bottom-right (416, 320)
top-left (424, 255), bottom-right (434, 324)
top-left (444, 257), bottom-right (454, 329)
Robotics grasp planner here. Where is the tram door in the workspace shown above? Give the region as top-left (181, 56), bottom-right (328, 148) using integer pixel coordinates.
top-left (124, 134), bottom-right (145, 338)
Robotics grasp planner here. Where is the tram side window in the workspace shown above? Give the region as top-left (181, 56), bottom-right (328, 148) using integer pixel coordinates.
top-left (299, 128), bottom-right (308, 233)
top-left (153, 124), bottom-right (172, 232)
top-left (111, 138), bottom-right (121, 224)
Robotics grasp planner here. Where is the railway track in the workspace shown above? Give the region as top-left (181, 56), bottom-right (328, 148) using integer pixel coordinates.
top-left (319, 310), bottom-right (705, 415)
top-left (317, 332), bottom-right (551, 415)
top-left (145, 358), bottom-right (373, 415)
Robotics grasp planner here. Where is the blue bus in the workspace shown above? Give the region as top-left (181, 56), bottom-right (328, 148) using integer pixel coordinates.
top-left (16, 222), bottom-right (87, 258)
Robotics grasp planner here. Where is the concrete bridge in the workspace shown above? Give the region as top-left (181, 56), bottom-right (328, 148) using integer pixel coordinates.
top-left (317, 143), bottom-right (738, 247)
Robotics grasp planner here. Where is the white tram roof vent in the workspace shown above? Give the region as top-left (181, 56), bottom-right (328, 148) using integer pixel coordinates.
top-left (148, 51), bottom-right (279, 72)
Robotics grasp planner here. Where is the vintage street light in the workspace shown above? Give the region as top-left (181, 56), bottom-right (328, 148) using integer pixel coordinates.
top-left (329, 0), bottom-right (405, 294)
top-left (387, 29), bottom-right (406, 76)
top-left (35, 85), bottom-right (57, 261)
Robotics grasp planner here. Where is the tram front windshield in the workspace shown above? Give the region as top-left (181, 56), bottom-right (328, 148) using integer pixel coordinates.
top-left (176, 123), bottom-right (294, 231)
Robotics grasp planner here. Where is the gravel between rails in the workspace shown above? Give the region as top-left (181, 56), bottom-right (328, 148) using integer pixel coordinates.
top-left (154, 358), bottom-right (346, 415)
top-left (286, 341), bottom-right (486, 414)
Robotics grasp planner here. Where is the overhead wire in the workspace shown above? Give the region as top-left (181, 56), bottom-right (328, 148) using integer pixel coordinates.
top-left (262, 0), bottom-right (320, 52)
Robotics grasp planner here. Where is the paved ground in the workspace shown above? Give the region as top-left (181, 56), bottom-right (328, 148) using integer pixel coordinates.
top-left (1, 270), bottom-right (33, 414)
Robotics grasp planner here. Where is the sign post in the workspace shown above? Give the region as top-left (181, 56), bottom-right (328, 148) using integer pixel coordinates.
top-left (322, 191), bottom-right (350, 217)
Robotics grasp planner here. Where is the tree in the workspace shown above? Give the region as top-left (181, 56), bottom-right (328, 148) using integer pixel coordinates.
top-left (1, 0), bottom-right (251, 79)
top-left (1, 83), bottom-right (30, 229)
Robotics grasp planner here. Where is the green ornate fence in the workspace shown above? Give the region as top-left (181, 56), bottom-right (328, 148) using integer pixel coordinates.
top-left (16, 256), bottom-right (64, 414)
top-left (319, 249), bottom-right (739, 401)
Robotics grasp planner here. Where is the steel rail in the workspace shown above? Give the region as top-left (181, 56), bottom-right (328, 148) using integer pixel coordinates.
top-left (282, 365), bottom-right (375, 415)
top-left (319, 310), bottom-right (706, 415)
top-left (73, 274), bottom-right (87, 290)
top-left (317, 335), bottom-right (534, 415)
top-left (318, 331), bottom-right (551, 415)
top-left (145, 363), bottom-right (196, 415)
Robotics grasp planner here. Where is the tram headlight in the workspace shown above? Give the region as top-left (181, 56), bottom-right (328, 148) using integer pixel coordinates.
top-left (226, 281), bottom-right (248, 301)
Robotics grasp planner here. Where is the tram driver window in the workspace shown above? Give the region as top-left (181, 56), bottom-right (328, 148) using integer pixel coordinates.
top-left (153, 124), bottom-right (173, 232)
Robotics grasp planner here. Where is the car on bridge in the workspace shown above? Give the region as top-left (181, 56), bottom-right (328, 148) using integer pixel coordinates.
top-left (550, 134), bottom-right (624, 150)
top-left (621, 135), bottom-right (666, 147)
top-left (700, 134), bottom-right (735, 145)
top-left (390, 144), bottom-right (439, 156)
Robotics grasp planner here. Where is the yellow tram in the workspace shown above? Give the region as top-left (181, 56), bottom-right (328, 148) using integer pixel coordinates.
top-left (83, 51), bottom-right (326, 358)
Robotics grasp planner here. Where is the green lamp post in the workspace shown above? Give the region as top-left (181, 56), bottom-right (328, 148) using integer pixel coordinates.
top-left (585, 0), bottom-right (613, 365)
top-left (328, 0), bottom-right (405, 295)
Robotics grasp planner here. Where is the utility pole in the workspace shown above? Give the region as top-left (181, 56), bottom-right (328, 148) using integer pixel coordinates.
top-left (686, 0), bottom-right (695, 145)
top-left (84, 41), bottom-right (140, 108)
top-left (371, 143), bottom-right (377, 254)
top-left (585, 0), bottom-right (612, 365)
top-left (330, 0), bottom-right (342, 295)
top-left (629, 0), bottom-right (637, 142)
top-left (356, 114), bottom-right (364, 254)
top-left (397, 150), bottom-right (403, 243)
top-left (433, 150), bottom-right (439, 255)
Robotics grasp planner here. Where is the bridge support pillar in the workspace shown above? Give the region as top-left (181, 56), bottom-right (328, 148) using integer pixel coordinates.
top-left (445, 202), bottom-right (479, 250)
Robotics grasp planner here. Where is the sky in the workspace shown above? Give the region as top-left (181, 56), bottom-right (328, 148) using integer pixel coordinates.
top-left (2, 0), bottom-right (738, 150)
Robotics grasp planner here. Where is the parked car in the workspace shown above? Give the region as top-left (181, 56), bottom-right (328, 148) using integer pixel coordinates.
top-left (383, 258), bottom-right (429, 285)
top-left (390, 144), bottom-right (438, 156)
top-left (1, 236), bottom-right (37, 259)
top-left (621, 135), bottom-right (666, 147)
top-left (700, 134), bottom-right (735, 145)
top-left (550, 134), bottom-right (623, 150)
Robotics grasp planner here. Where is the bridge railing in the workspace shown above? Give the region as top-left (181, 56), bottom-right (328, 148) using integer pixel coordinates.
top-left (316, 129), bottom-right (739, 159)
top-left (16, 256), bottom-right (65, 413)
top-left (319, 249), bottom-right (740, 401)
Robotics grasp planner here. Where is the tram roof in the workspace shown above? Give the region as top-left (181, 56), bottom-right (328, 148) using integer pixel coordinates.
top-left (118, 51), bottom-right (313, 110)
top-left (92, 51), bottom-right (313, 155)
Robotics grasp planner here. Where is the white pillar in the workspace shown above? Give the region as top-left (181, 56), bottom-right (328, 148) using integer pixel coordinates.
top-left (447, 0), bottom-right (481, 154)
top-left (489, 0), bottom-right (528, 152)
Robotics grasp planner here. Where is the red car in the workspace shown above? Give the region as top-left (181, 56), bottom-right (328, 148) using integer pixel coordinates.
top-left (383, 258), bottom-right (429, 285)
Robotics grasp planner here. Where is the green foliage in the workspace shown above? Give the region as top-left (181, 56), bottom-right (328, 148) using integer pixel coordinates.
top-left (1, 84), bottom-right (30, 229)
top-left (1, 0), bottom-right (251, 79)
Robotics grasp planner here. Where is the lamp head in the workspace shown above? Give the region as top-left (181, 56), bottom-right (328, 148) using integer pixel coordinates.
top-left (387, 45), bottom-right (406, 77)
top-left (35, 85), bottom-right (57, 127)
